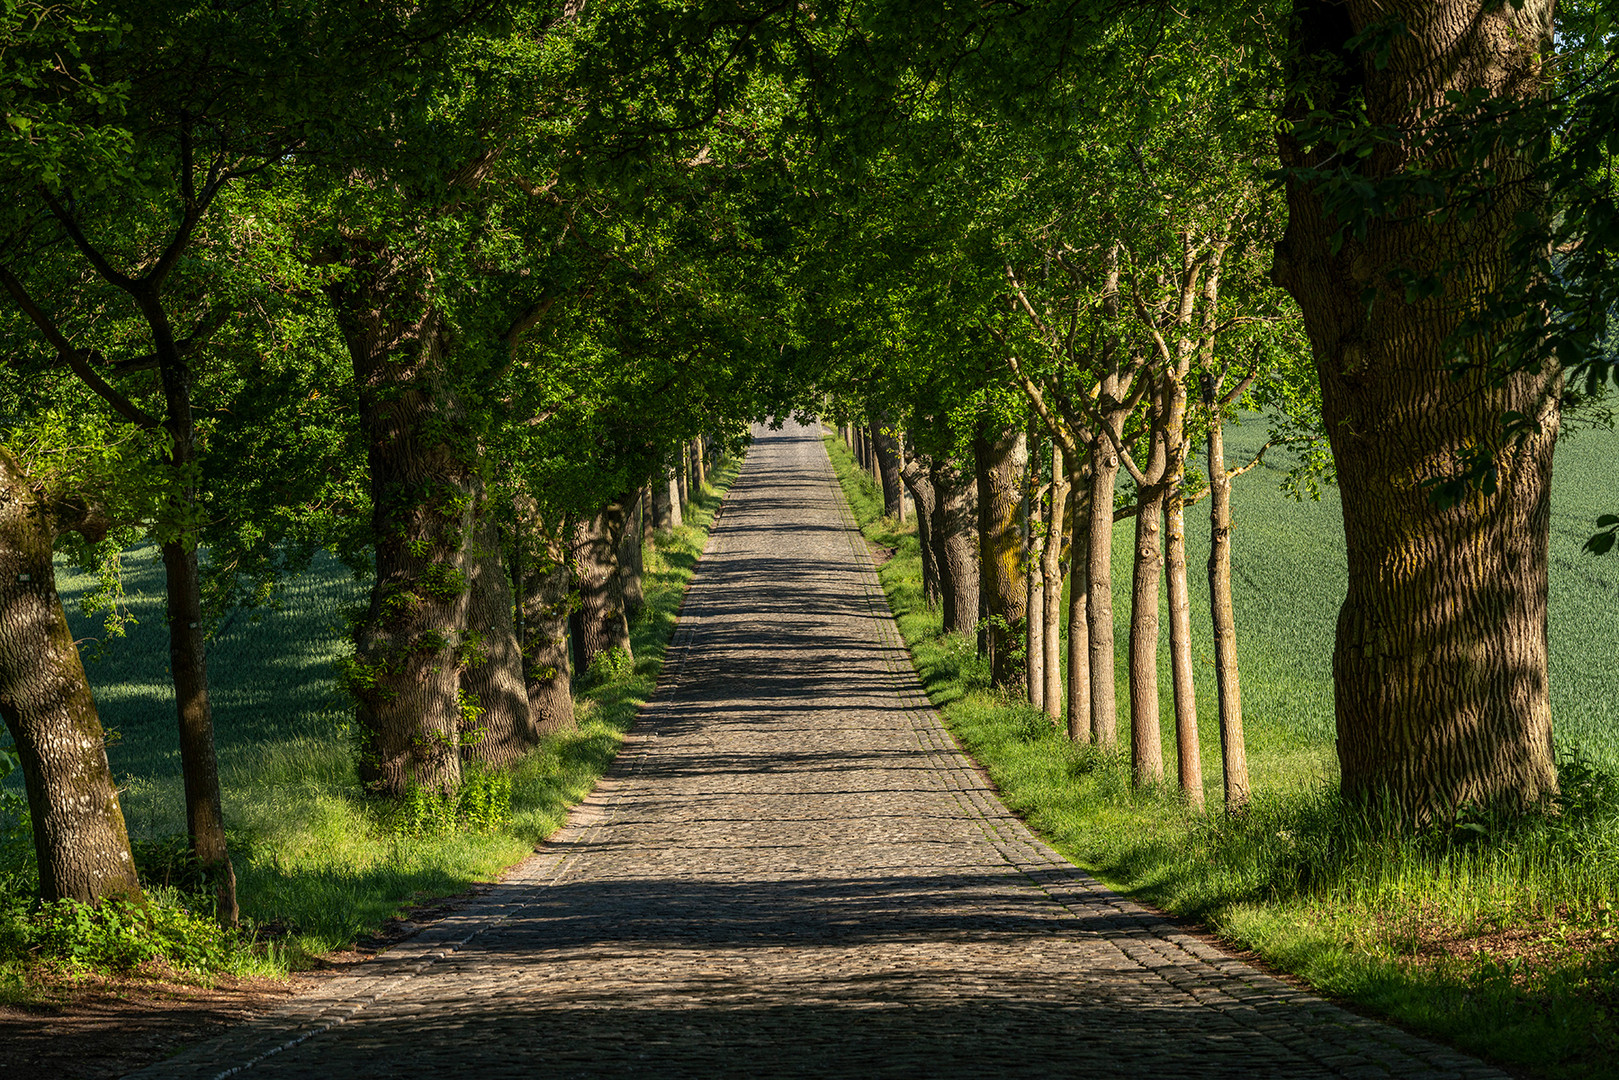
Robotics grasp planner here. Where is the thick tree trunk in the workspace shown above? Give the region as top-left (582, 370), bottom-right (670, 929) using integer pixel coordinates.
top-left (1164, 467), bottom-right (1203, 808)
top-left (514, 498), bottom-right (574, 735)
top-left (0, 451), bottom-right (141, 905)
top-left (873, 423), bottom-right (905, 521)
top-left (328, 272), bottom-right (470, 800)
top-left (571, 499), bottom-right (632, 675)
top-left (1205, 411), bottom-right (1250, 814)
top-left (460, 504), bottom-right (534, 769)
top-left (677, 452), bottom-right (690, 511)
top-left (619, 491), bottom-right (646, 624)
top-left (1086, 432), bottom-right (1122, 748)
top-left (1278, 0), bottom-right (1559, 822)
top-left (1042, 445), bottom-right (1067, 724)
top-left (691, 439), bottom-right (707, 492)
top-left (975, 423), bottom-right (1028, 692)
top-left (1066, 464), bottom-right (1092, 742)
top-left (931, 457), bottom-right (979, 635)
top-left (901, 455), bottom-right (941, 607)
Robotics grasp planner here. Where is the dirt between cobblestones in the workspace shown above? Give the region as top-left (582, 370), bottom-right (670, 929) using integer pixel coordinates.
top-left (91, 422), bottom-right (1517, 1079)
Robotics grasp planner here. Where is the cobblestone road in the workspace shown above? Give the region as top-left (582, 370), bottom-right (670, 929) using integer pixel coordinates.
top-left (129, 423), bottom-right (1507, 1079)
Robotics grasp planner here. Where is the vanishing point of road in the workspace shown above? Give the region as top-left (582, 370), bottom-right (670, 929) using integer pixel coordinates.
top-left (130, 423), bottom-right (1507, 1080)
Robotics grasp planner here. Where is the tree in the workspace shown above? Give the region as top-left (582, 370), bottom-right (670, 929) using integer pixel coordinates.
top-left (1275, 0), bottom-right (1561, 822)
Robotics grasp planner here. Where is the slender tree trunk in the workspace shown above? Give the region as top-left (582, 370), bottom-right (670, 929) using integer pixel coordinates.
top-left (1278, 0), bottom-right (1559, 822)
top-left (1042, 444), bottom-right (1068, 724)
top-left (975, 423), bottom-right (1028, 692)
top-left (1128, 403), bottom-right (1170, 787)
top-left (1164, 461), bottom-right (1203, 808)
top-left (145, 293), bottom-right (235, 924)
top-left (932, 457), bottom-right (979, 635)
top-left (1205, 408), bottom-right (1250, 814)
top-left (1086, 430), bottom-right (1122, 748)
top-left (328, 272), bottom-right (470, 801)
top-left (460, 502), bottom-right (533, 769)
top-left (677, 450), bottom-right (690, 511)
top-left (901, 454), bottom-right (941, 607)
top-left (0, 450), bottom-right (140, 905)
top-left (514, 497), bottom-right (574, 735)
top-left (1024, 443), bottom-right (1044, 712)
top-left (1066, 462), bottom-right (1092, 742)
top-left (571, 498), bottom-right (632, 674)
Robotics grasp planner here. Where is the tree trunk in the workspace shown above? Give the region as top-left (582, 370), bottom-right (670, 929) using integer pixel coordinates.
top-left (571, 499), bottom-right (632, 675)
top-left (873, 422), bottom-right (904, 521)
top-left (1066, 462), bottom-right (1092, 742)
top-left (147, 293), bottom-right (236, 924)
top-left (676, 451), bottom-right (690, 511)
top-left (327, 272), bottom-right (470, 800)
top-left (1205, 408), bottom-right (1250, 814)
top-left (1024, 431), bottom-right (1044, 711)
top-left (1042, 444), bottom-right (1068, 724)
top-left (931, 457), bottom-right (979, 635)
top-left (1164, 462), bottom-right (1203, 808)
top-left (691, 439), bottom-right (707, 492)
top-left (1277, 0), bottom-right (1559, 822)
top-left (0, 450), bottom-right (141, 905)
top-left (901, 454), bottom-right (941, 607)
top-left (1127, 403), bottom-right (1169, 787)
top-left (460, 502), bottom-right (534, 769)
top-left (975, 423), bottom-right (1028, 692)
top-left (1086, 431), bottom-right (1122, 748)
top-left (619, 491), bottom-right (645, 624)
top-left (514, 497), bottom-right (574, 735)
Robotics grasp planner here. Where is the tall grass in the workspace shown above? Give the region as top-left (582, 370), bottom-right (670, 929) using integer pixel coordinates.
top-left (825, 430), bottom-right (1619, 1080)
top-left (1, 459), bottom-right (740, 977)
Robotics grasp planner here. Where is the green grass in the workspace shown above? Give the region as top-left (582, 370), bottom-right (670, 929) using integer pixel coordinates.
top-left (3, 459), bottom-right (740, 975)
top-left (824, 428), bottom-right (1619, 1080)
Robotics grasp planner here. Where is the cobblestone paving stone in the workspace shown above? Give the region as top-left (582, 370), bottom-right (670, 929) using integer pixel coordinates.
top-left (127, 423), bottom-right (1509, 1080)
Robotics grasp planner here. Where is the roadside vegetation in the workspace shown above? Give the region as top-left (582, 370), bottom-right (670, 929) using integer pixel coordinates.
top-left (826, 432), bottom-right (1619, 1080)
top-left (0, 462), bottom-right (738, 999)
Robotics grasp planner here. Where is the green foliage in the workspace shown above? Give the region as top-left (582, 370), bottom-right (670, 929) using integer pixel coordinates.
top-left (584, 646), bottom-right (634, 687)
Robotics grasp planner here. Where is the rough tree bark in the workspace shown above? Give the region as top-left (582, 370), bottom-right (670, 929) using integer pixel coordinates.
top-left (900, 452), bottom-right (941, 607)
top-left (514, 497), bottom-right (574, 735)
top-left (975, 423), bottom-right (1028, 692)
top-left (1024, 430), bottom-right (1045, 712)
top-left (619, 491), bottom-right (646, 624)
top-left (1066, 462), bottom-right (1092, 742)
top-left (931, 457), bottom-right (979, 635)
top-left (570, 497), bottom-right (632, 674)
top-left (459, 502), bottom-right (533, 769)
top-left (328, 267), bottom-right (471, 800)
top-left (873, 422), bottom-right (905, 521)
top-left (0, 450), bottom-right (141, 905)
top-left (1277, 0), bottom-right (1559, 821)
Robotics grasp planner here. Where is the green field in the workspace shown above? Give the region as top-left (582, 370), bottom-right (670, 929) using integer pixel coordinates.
top-left (1124, 416), bottom-right (1619, 792)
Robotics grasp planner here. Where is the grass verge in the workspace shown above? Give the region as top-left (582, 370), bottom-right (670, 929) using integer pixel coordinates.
top-left (0, 457), bottom-right (740, 995)
top-left (824, 430), bottom-right (1619, 1080)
